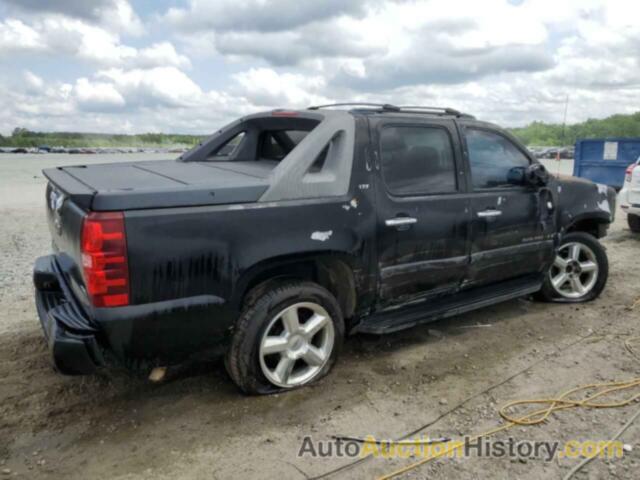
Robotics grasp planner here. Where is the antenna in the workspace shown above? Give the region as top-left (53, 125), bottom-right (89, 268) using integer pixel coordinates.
top-left (559, 94), bottom-right (570, 176)
top-left (561, 95), bottom-right (569, 145)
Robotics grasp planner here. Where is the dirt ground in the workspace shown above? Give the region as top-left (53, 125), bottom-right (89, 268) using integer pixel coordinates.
top-left (1, 155), bottom-right (639, 479)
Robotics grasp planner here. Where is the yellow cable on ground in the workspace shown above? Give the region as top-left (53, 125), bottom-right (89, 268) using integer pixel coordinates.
top-left (377, 337), bottom-right (640, 480)
top-left (625, 336), bottom-right (640, 362)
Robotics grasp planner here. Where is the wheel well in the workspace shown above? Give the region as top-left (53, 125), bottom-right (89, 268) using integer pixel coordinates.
top-left (242, 257), bottom-right (357, 320)
top-left (566, 218), bottom-right (608, 238)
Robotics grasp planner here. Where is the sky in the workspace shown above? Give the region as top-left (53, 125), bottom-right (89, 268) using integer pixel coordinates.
top-left (0, 0), bottom-right (638, 135)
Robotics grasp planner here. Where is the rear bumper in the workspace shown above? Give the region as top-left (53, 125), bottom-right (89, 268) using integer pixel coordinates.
top-left (34, 255), bottom-right (235, 374)
top-left (34, 255), bottom-right (105, 375)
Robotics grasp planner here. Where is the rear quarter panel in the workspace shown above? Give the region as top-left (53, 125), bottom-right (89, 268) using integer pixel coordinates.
top-left (124, 196), bottom-right (376, 308)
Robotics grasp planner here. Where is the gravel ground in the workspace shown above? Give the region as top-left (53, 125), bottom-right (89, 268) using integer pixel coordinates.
top-left (1, 155), bottom-right (638, 479)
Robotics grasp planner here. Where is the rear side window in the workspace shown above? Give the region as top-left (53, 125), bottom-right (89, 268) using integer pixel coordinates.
top-left (380, 126), bottom-right (457, 195)
top-left (465, 129), bottom-right (530, 189)
top-left (207, 131), bottom-right (245, 159)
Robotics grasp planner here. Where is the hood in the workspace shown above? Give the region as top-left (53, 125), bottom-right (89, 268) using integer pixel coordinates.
top-left (554, 173), bottom-right (596, 187)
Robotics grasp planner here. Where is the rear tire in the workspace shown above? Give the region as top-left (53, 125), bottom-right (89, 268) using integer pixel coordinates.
top-left (538, 232), bottom-right (608, 302)
top-left (628, 214), bottom-right (640, 233)
top-left (225, 281), bottom-right (344, 395)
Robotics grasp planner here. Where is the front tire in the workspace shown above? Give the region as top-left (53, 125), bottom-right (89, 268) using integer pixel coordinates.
top-left (538, 232), bottom-right (608, 302)
top-left (629, 214), bottom-right (640, 233)
top-left (226, 281), bottom-right (344, 394)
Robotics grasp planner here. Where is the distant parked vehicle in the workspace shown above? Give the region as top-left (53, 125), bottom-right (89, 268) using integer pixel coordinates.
top-left (574, 138), bottom-right (640, 190)
top-left (619, 157), bottom-right (640, 232)
top-left (558, 147), bottom-right (573, 159)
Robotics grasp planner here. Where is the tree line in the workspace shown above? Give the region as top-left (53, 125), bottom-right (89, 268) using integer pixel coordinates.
top-left (509, 111), bottom-right (640, 146)
top-left (0, 128), bottom-right (204, 148)
top-left (2, 111), bottom-right (640, 148)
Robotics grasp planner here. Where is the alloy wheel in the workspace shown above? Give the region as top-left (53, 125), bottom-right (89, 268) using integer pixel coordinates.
top-left (258, 302), bottom-right (335, 388)
top-left (549, 242), bottom-right (599, 299)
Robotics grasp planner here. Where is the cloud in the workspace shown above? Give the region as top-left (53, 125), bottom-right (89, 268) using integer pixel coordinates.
top-left (1, 0), bottom-right (640, 136)
top-left (214, 21), bottom-right (380, 66)
top-left (0, 17), bottom-right (188, 68)
top-left (168, 0), bottom-right (553, 77)
top-left (232, 68), bottom-right (329, 106)
top-left (322, 0), bottom-right (555, 88)
top-left (537, 1), bottom-right (640, 90)
top-left (3, 0), bottom-right (114, 20)
top-left (0, 19), bottom-right (45, 53)
top-left (75, 78), bottom-right (126, 112)
top-left (0, 69), bottom-right (257, 135)
top-left (23, 70), bottom-right (44, 94)
top-left (334, 44), bottom-right (554, 89)
top-left (2, 0), bottom-right (143, 35)
top-left (136, 43), bottom-right (191, 69)
top-left (162, 0), bottom-right (369, 33)
top-left (95, 67), bottom-right (203, 108)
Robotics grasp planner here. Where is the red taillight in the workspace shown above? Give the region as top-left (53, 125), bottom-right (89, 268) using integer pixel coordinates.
top-left (625, 163), bottom-right (637, 182)
top-left (81, 212), bottom-right (129, 307)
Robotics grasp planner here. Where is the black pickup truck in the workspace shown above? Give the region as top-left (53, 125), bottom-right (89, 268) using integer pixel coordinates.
top-left (34, 104), bottom-right (616, 394)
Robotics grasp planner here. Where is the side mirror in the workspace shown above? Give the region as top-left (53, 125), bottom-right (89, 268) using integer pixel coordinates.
top-left (507, 166), bottom-right (526, 186)
top-left (524, 163), bottom-right (549, 187)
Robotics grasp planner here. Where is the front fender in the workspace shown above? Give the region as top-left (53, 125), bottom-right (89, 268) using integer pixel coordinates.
top-left (553, 175), bottom-right (616, 234)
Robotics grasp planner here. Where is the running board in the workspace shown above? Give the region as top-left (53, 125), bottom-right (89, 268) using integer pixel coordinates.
top-left (354, 276), bottom-right (542, 335)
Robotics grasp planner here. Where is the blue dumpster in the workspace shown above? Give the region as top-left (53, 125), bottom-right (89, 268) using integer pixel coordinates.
top-left (574, 138), bottom-right (640, 189)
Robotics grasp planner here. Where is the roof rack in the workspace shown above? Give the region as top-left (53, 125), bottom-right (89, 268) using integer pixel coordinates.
top-left (308, 102), bottom-right (401, 111)
top-left (395, 106), bottom-right (475, 118)
top-left (307, 103), bottom-right (473, 118)
top-left (398, 106), bottom-right (461, 115)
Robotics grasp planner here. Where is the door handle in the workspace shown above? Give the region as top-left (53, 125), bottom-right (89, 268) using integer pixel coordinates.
top-left (385, 217), bottom-right (417, 227)
top-left (477, 210), bottom-right (502, 218)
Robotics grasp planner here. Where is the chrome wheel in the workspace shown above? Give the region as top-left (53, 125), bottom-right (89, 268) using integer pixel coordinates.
top-left (549, 242), bottom-right (599, 299)
top-left (259, 302), bottom-right (335, 388)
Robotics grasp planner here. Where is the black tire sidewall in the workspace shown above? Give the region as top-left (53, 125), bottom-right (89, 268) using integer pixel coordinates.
top-left (226, 282), bottom-right (344, 394)
top-left (541, 232), bottom-right (609, 302)
top-left (628, 214), bottom-right (640, 233)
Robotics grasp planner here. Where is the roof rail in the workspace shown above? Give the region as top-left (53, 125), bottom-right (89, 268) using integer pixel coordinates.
top-left (396, 106), bottom-right (475, 118)
top-left (398, 106), bottom-right (461, 115)
top-left (308, 102), bottom-right (401, 111)
top-left (308, 103), bottom-right (473, 118)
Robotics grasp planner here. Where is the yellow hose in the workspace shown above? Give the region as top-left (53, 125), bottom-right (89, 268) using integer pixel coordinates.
top-left (377, 337), bottom-right (640, 480)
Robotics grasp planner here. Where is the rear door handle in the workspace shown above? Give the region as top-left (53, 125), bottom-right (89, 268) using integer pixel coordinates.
top-left (385, 217), bottom-right (417, 227)
top-left (477, 210), bottom-right (502, 218)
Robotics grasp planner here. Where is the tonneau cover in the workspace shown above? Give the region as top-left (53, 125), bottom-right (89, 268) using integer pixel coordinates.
top-left (43, 160), bottom-right (271, 211)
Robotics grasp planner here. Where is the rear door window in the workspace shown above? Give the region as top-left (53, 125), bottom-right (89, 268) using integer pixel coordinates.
top-left (379, 126), bottom-right (457, 195)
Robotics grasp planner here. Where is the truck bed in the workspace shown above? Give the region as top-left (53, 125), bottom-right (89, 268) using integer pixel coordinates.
top-left (43, 160), bottom-right (273, 211)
